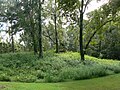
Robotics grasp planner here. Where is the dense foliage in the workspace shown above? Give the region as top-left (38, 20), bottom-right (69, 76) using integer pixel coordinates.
top-left (0, 0), bottom-right (120, 85)
top-left (0, 0), bottom-right (120, 60)
top-left (0, 51), bottom-right (120, 83)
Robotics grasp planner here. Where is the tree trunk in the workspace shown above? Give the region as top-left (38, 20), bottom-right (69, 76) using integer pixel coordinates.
top-left (99, 40), bottom-right (101, 56)
top-left (29, 0), bottom-right (38, 54)
top-left (79, 0), bottom-right (85, 61)
top-left (10, 21), bottom-right (15, 53)
top-left (54, 0), bottom-right (59, 53)
top-left (30, 17), bottom-right (38, 54)
top-left (38, 0), bottom-right (43, 58)
top-left (30, 29), bottom-right (38, 54)
top-left (11, 33), bottom-right (15, 53)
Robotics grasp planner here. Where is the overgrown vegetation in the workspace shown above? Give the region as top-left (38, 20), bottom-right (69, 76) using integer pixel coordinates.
top-left (0, 51), bottom-right (120, 83)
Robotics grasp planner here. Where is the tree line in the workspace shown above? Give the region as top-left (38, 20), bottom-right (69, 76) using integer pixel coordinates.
top-left (0, 0), bottom-right (120, 60)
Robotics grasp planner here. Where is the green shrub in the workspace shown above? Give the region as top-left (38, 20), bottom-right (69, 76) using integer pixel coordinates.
top-left (59, 64), bottom-right (109, 81)
top-left (0, 73), bottom-right (10, 81)
top-left (36, 70), bottom-right (45, 79)
top-left (105, 65), bottom-right (120, 73)
top-left (0, 51), bottom-right (120, 83)
top-left (11, 74), bottom-right (37, 83)
top-left (44, 69), bottom-right (60, 82)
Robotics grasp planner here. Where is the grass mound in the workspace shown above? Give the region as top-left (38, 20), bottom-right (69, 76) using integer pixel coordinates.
top-left (0, 51), bottom-right (120, 82)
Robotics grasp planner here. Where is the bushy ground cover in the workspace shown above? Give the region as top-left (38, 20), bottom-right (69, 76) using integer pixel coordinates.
top-left (0, 51), bottom-right (120, 83)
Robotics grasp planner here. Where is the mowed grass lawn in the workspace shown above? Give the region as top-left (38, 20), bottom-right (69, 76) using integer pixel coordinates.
top-left (0, 74), bottom-right (120, 90)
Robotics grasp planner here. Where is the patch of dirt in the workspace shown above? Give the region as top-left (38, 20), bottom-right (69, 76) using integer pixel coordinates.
top-left (0, 85), bottom-right (6, 90)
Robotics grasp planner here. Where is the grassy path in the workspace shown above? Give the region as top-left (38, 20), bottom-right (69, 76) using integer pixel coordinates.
top-left (0, 74), bottom-right (120, 90)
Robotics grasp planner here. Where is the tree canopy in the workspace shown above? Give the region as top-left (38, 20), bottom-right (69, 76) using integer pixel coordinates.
top-left (0, 0), bottom-right (120, 60)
